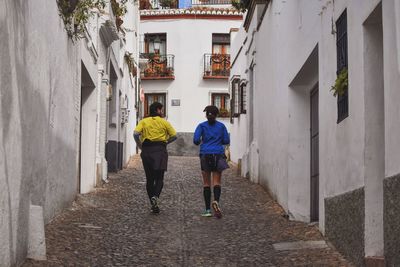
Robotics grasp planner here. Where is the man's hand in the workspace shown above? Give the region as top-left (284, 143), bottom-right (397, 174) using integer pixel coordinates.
top-left (167, 135), bottom-right (177, 144)
top-left (133, 131), bottom-right (142, 149)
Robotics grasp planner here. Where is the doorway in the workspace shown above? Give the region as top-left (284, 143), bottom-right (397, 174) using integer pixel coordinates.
top-left (288, 45), bottom-right (319, 222)
top-left (79, 62), bottom-right (97, 194)
top-left (310, 86), bottom-right (319, 222)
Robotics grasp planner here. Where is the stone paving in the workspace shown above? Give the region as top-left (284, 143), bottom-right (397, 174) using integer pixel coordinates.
top-left (23, 156), bottom-right (352, 266)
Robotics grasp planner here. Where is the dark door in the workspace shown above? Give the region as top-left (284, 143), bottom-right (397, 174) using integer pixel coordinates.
top-left (310, 86), bottom-right (319, 222)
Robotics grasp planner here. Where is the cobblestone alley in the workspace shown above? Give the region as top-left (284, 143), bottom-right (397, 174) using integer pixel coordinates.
top-left (23, 156), bottom-right (351, 266)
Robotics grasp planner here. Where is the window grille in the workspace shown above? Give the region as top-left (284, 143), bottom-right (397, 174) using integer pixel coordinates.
top-left (211, 93), bottom-right (230, 118)
top-left (230, 78), bottom-right (240, 121)
top-left (336, 10), bottom-right (348, 123)
top-left (240, 81), bottom-right (247, 114)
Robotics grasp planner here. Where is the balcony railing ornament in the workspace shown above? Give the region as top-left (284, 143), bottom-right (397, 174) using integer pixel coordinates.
top-left (141, 53), bottom-right (175, 79)
top-left (211, 54), bottom-right (230, 64)
top-left (203, 53), bottom-right (231, 78)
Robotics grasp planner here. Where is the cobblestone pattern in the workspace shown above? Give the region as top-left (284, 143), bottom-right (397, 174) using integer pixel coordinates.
top-left (23, 156), bottom-right (351, 266)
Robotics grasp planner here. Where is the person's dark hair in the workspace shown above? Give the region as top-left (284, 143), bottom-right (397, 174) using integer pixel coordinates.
top-left (203, 105), bottom-right (219, 116)
top-left (149, 102), bottom-right (163, 116)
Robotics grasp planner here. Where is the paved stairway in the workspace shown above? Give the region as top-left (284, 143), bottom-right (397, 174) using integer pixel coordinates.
top-left (24, 156), bottom-right (351, 266)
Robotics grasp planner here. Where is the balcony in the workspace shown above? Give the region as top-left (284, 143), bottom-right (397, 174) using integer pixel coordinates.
top-left (140, 53), bottom-right (175, 80)
top-left (203, 53), bottom-right (230, 79)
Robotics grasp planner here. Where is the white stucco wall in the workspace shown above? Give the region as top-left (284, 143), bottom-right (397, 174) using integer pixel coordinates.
top-left (0, 1), bottom-right (141, 265)
top-left (384, 0), bottom-right (400, 178)
top-left (140, 17), bottom-right (242, 133)
top-left (124, 2), bottom-right (140, 165)
top-left (230, 0), bottom-right (393, 242)
top-left (0, 1), bottom-right (80, 265)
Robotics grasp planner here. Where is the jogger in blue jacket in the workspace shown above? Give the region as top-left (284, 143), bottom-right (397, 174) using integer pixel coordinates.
top-left (193, 105), bottom-right (230, 218)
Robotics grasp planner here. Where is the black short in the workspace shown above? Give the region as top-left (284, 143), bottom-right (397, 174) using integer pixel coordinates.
top-left (200, 154), bottom-right (229, 172)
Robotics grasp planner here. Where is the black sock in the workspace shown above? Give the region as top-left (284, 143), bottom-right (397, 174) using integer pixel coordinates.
top-left (213, 185), bottom-right (221, 202)
top-left (203, 186), bottom-right (211, 210)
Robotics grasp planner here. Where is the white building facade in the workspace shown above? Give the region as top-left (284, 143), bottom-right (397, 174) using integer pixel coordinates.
top-left (139, 6), bottom-right (242, 155)
top-left (0, 0), bottom-right (140, 265)
top-left (230, 0), bottom-right (400, 265)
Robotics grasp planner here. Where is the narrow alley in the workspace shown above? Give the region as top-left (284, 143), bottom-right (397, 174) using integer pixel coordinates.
top-left (23, 157), bottom-right (350, 266)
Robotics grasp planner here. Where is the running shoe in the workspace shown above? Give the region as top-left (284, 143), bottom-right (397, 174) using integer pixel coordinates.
top-left (201, 209), bottom-right (212, 217)
top-left (212, 201), bottom-right (222, 219)
top-left (150, 196), bottom-right (160, 214)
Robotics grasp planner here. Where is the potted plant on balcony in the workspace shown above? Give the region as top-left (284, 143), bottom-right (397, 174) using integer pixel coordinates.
top-left (111, 0), bottom-right (128, 30)
top-left (213, 68), bottom-right (222, 76)
top-left (166, 67), bottom-right (173, 77)
top-left (144, 68), bottom-right (153, 77)
top-left (330, 67), bottom-right (348, 97)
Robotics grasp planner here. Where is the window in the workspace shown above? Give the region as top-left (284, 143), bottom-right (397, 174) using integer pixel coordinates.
top-left (141, 33), bottom-right (174, 79)
top-left (230, 78), bottom-right (240, 120)
top-left (212, 33), bottom-right (230, 55)
top-left (211, 93), bottom-right (230, 117)
top-left (144, 93), bottom-right (166, 117)
top-left (144, 33), bottom-right (167, 55)
top-left (336, 10), bottom-right (348, 123)
top-left (239, 81), bottom-right (247, 114)
top-left (203, 33), bottom-right (230, 77)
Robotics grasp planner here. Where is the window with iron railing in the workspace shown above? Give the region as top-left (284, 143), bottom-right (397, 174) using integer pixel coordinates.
top-left (336, 10), bottom-right (348, 123)
top-left (239, 81), bottom-right (247, 114)
top-left (140, 33), bottom-right (175, 79)
top-left (230, 77), bottom-right (240, 120)
top-left (211, 93), bottom-right (230, 118)
top-left (203, 54), bottom-right (230, 78)
top-left (141, 53), bottom-right (175, 79)
top-left (204, 33), bottom-right (231, 78)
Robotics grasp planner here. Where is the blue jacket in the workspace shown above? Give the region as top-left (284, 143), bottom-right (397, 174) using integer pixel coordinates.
top-left (193, 121), bottom-right (230, 154)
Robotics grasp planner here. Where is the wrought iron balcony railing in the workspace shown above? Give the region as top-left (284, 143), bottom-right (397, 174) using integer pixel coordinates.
top-left (140, 53), bottom-right (175, 80)
top-left (191, 0), bottom-right (232, 6)
top-left (203, 53), bottom-right (230, 79)
top-left (140, 0), bottom-right (231, 10)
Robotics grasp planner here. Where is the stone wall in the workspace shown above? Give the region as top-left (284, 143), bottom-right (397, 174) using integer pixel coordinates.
top-left (167, 132), bottom-right (199, 157)
top-left (384, 173), bottom-right (400, 266)
top-left (325, 188), bottom-right (365, 266)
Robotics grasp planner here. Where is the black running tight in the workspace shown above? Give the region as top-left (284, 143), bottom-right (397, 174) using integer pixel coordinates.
top-left (143, 166), bottom-right (165, 202)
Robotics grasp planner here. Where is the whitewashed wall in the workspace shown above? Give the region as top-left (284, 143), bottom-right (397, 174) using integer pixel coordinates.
top-left (229, 27), bottom-right (248, 165)
top-left (0, 1), bottom-right (80, 265)
top-left (231, 0), bottom-right (400, 264)
top-left (140, 18), bottom-right (242, 133)
top-left (384, 0), bottom-right (400, 178)
top-left (124, 2), bottom-right (140, 166)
